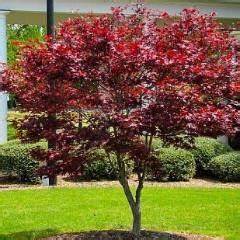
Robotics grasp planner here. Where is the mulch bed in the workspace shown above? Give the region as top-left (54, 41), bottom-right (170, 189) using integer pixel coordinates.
top-left (0, 174), bottom-right (239, 191)
top-left (42, 230), bottom-right (224, 240)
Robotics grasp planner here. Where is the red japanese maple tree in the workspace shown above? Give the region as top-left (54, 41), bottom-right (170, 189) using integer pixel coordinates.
top-left (1, 5), bottom-right (239, 236)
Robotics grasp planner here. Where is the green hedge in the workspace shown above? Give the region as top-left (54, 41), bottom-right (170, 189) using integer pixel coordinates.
top-left (208, 152), bottom-right (240, 182)
top-left (192, 137), bottom-right (231, 174)
top-left (83, 149), bottom-right (133, 180)
top-left (0, 140), bottom-right (47, 183)
top-left (151, 138), bottom-right (163, 151)
top-left (149, 147), bottom-right (196, 181)
top-left (0, 141), bottom-right (132, 182)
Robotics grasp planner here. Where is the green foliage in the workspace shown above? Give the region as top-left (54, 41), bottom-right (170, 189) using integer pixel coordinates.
top-left (7, 111), bottom-right (26, 140)
top-left (192, 137), bottom-right (231, 173)
top-left (208, 152), bottom-right (240, 182)
top-left (7, 94), bottom-right (17, 109)
top-left (150, 147), bottom-right (196, 181)
top-left (151, 138), bottom-right (163, 151)
top-left (7, 25), bottom-right (45, 109)
top-left (0, 140), bottom-right (47, 183)
top-left (7, 24), bottom-right (45, 64)
top-left (8, 110), bottom-right (26, 122)
top-left (83, 149), bottom-right (133, 180)
top-left (7, 124), bottom-right (17, 140)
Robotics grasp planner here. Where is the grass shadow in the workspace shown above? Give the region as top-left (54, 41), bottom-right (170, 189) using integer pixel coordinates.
top-left (41, 230), bottom-right (189, 240)
top-left (0, 229), bottom-right (59, 240)
top-left (0, 230), bottom-right (220, 240)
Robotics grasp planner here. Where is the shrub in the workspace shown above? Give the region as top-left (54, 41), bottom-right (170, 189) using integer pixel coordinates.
top-left (229, 132), bottom-right (240, 150)
top-left (149, 147), bottom-right (196, 181)
top-left (8, 111), bottom-right (26, 122)
top-left (151, 138), bottom-right (163, 151)
top-left (0, 140), bottom-right (47, 183)
top-left (83, 149), bottom-right (133, 180)
top-left (8, 124), bottom-right (17, 140)
top-left (7, 111), bottom-right (27, 140)
top-left (208, 152), bottom-right (240, 182)
top-left (192, 137), bottom-right (231, 174)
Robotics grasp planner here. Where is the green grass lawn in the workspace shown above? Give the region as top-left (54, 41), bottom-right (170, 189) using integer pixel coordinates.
top-left (0, 187), bottom-right (239, 240)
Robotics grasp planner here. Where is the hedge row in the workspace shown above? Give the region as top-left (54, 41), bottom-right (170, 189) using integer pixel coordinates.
top-left (149, 147), bottom-right (195, 181)
top-left (148, 137), bottom-right (238, 182)
top-left (192, 137), bottom-right (231, 174)
top-left (0, 142), bottom-right (132, 182)
top-left (208, 152), bottom-right (240, 182)
top-left (0, 137), bottom-right (239, 183)
top-left (83, 149), bottom-right (133, 180)
top-left (191, 137), bottom-right (240, 182)
top-left (0, 140), bottom-right (47, 183)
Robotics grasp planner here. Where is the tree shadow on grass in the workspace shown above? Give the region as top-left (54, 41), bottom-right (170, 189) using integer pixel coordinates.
top-left (0, 230), bottom-right (218, 240)
top-left (41, 230), bottom-right (189, 240)
top-left (0, 228), bottom-right (59, 240)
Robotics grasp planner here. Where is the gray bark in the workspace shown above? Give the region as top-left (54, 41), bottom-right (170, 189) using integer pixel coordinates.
top-left (132, 203), bottom-right (141, 237)
top-left (117, 152), bottom-right (145, 238)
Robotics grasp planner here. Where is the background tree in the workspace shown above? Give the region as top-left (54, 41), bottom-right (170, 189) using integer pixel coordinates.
top-left (7, 24), bottom-right (44, 108)
top-left (1, 5), bottom-right (239, 237)
top-left (7, 24), bottom-right (45, 64)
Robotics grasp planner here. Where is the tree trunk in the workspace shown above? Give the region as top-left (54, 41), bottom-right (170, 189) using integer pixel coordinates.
top-left (113, 133), bottom-right (145, 238)
top-left (121, 182), bottom-right (142, 238)
top-left (49, 175), bottom-right (57, 185)
top-left (48, 134), bottom-right (57, 186)
top-left (118, 164), bottom-right (144, 238)
top-left (132, 203), bottom-right (141, 237)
